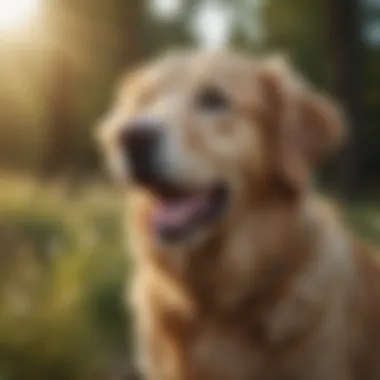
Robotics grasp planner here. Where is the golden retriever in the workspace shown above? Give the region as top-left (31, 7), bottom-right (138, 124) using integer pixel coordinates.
top-left (98, 50), bottom-right (380, 380)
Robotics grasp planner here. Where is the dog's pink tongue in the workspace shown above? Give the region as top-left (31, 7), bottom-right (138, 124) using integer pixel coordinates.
top-left (155, 196), bottom-right (206, 228)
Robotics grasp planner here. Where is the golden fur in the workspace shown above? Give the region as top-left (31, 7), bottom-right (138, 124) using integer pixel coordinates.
top-left (99, 50), bottom-right (380, 380)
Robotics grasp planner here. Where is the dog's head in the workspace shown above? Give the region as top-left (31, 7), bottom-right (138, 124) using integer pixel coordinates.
top-left (98, 50), bottom-right (343, 244)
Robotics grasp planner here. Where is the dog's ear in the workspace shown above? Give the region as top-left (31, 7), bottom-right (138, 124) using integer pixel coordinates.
top-left (258, 55), bottom-right (344, 192)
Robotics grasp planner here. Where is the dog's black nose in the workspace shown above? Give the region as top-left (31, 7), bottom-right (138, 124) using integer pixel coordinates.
top-left (120, 119), bottom-right (163, 182)
top-left (121, 119), bottom-right (162, 152)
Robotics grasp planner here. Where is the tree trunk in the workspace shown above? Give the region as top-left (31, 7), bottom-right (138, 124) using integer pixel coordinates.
top-left (40, 2), bottom-right (76, 180)
top-left (329, 0), bottom-right (363, 199)
top-left (42, 53), bottom-right (75, 179)
top-left (118, 0), bottom-right (148, 70)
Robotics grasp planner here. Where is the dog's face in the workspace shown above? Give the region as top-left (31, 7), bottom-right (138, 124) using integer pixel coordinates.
top-left (99, 50), bottom-right (343, 244)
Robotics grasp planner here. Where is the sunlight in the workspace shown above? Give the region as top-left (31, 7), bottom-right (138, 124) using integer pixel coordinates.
top-left (0, 0), bottom-right (39, 31)
top-left (191, 1), bottom-right (232, 48)
top-left (151, 0), bottom-right (182, 19)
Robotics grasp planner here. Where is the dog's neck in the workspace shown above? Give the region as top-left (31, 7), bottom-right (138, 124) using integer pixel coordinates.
top-left (182, 195), bottom-right (319, 311)
top-left (129, 191), bottom-right (348, 319)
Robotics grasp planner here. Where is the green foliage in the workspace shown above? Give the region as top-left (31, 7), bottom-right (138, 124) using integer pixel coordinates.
top-left (0, 178), bottom-right (130, 380)
top-left (263, 0), bottom-right (329, 88)
top-left (345, 202), bottom-right (380, 246)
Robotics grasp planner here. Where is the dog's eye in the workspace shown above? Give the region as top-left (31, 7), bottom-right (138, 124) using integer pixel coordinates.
top-left (196, 87), bottom-right (229, 112)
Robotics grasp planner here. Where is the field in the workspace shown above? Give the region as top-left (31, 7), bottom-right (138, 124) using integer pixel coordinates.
top-left (0, 176), bottom-right (379, 380)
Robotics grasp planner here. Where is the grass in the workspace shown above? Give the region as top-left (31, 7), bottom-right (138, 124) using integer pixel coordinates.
top-left (0, 176), bottom-right (378, 380)
top-left (0, 177), bottom-right (130, 380)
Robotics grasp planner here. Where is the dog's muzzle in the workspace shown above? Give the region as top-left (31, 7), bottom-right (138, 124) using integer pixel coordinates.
top-left (119, 117), bottom-right (229, 242)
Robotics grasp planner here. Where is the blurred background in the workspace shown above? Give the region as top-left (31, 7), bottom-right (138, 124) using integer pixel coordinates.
top-left (0, 0), bottom-right (379, 379)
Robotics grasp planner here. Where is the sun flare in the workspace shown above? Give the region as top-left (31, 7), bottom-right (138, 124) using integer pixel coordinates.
top-left (0, 0), bottom-right (39, 31)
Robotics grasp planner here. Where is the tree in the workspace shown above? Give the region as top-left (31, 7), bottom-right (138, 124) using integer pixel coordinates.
top-left (329, 0), bottom-right (363, 199)
top-left (40, 1), bottom-right (77, 179)
top-left (41, 0), bottom-right (151, 180)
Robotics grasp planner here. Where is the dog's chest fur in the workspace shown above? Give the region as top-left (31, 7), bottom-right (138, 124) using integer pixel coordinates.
top-left (134, 261), bottom-right (350, 380)
top-left (128, 197), bottom-right (380, 380)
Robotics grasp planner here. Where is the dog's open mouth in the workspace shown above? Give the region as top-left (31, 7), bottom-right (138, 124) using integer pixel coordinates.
top-left (150, 183), bottom-right (228, 241)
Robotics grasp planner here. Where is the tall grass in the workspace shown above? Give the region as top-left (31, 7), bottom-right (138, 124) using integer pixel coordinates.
top-left (0, 177), bottom-right (130, 380)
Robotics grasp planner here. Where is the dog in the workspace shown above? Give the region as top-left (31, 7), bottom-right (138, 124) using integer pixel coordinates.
top-left (98, 50), bottom-right (380, 380)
